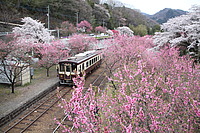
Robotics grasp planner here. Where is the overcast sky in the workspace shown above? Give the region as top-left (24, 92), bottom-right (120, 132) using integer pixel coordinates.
top-left (118, 0), bottom-right (200, 15)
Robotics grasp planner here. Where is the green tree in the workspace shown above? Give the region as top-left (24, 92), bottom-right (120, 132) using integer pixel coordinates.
top-left (152, 24), bottom-right (161, 33)
top-left (129, 24), bottom-right (148, 36)
top-left (147, 24), bottom-right (160, 35)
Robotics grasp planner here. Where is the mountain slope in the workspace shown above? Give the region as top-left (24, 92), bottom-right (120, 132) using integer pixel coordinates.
top-left (112, 7), bottom-right (158, 28)
top-left (149, 8), bottom-right (187, 24)
top-left (0, 0), bottom-right (158, 32)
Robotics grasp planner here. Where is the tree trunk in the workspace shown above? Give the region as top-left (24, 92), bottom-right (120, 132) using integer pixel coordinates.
top-left (11, 83), bottom-right (15, 93)
top-left (47, 68), bottom-right (50, 77)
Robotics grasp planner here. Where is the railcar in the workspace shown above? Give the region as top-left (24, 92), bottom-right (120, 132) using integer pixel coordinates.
top-left (57, 50), bottom-right (102, 85)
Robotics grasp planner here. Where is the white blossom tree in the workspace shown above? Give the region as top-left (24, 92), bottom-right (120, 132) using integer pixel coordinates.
top-left (116, 26), bottom-right (134, 37)
top-left (13, 17), bottom-right (54, 44)
top-left (106, 29), bottom-right (114, 36)
top-left (153, 5), bottom-right (200, 62)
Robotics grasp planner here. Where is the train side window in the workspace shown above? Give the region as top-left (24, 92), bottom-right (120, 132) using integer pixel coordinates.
top-left (72, 63), bottom-right (76, 71)
top-left (77, 65), bottom-right (79, 72)
top-left (82, 63), bottom-right (84, 70)
top-left (90, 60), bottom-right (92, 65)
top-left (86, 62), bottom-right (88, 67)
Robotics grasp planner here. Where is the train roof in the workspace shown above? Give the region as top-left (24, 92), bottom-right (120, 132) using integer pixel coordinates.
top-left (59, 50), bottom-right (100, 64)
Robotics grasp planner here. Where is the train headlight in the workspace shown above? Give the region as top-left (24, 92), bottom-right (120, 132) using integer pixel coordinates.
top-left (59, 74), bottom-right (64, 79)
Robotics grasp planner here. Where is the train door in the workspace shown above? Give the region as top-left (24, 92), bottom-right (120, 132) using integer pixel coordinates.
top-left (65, 63), bottom-right (72, 80)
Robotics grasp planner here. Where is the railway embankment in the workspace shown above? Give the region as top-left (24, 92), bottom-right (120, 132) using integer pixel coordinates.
top-left (0, 67), bottom-right (59, 128)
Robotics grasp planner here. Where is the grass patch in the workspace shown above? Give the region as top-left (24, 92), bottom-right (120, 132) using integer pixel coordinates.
top-left (0, 84), bottom-right (11, 94)
top-left (0, 84), bottom-right (20, 96)
top-left (22, 82), bottom-right (31, 87)
top-left (95, 36), bottom-right (112, 40)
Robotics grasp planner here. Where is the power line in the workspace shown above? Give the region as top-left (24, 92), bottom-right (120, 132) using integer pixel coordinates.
top-left (0, 21), bottom-right (21, 26)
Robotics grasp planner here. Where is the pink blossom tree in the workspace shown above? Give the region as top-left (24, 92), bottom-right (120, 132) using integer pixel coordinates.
top-left (95, 26), bottom-right (106, 33)
top-left (77, 20), bottom-right (93, 32)
top-left (103, 35), bottom-right (153, 86)
top-left (68, 34), bottom-right (97, 55)
top-left (56, 35), bottom-right (200, 132)
top-left (61, 21), bottom-right (77, 36)
top-left (0, 37), bottom-right (31, 93)
top-left (36, 40), bottom-right (69, 77)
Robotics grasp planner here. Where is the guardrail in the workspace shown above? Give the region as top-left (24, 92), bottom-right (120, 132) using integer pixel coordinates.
top-left (0, 32), bottom-right (12, 36)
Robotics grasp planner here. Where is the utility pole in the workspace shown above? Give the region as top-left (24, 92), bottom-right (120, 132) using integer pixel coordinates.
top-left (47, 5), bottom-right (50, 30)
top-left (57, 29), bottom-right (60, 38)
top-left (75, 12), bottom-right (79, 27)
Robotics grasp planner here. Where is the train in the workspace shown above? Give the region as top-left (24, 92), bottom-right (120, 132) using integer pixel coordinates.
top-left (57, 50), bottom-right (102, 85)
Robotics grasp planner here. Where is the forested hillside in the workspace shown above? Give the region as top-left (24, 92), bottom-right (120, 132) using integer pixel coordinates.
top-left (148, 8), bottom-right (187, 24)
top-left (0, 0), bottom-right (158, 33)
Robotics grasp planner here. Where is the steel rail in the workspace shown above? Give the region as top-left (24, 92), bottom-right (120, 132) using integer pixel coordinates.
top-left (53, 67), bottom-right (107, 133)
top-left (52, 112), bottom-right (69, 133)
top-left (91, 69), bottom-right (106, 86)
top-left (4, 87), bottom-right (71, 133)
top-left (20, 88), bottom-right (71, 133)
top-left (4, 92), bottom-right (57, 133)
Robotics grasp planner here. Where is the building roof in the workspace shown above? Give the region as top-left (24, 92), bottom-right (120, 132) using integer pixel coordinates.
top-left (59, 50), bottom-right (99, 64)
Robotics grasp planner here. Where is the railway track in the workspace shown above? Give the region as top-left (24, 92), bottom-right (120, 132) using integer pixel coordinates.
top-left (92, 69), bottom-right (107, 87)
top-left (3, 86), bottom-right (72, 133)
top-left (2, 64), bottom-right (107, 133)
top-left (52, 67), bottom-right (107, 133)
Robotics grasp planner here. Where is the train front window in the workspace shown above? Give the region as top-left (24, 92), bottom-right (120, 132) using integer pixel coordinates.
top-left (60, 64), bottom-right (65, 72)
top-left (66, 65), bottom-right (70, 72)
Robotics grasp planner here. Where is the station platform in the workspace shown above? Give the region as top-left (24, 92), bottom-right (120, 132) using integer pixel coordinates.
top-left (0, 73), bottom-right (59, 128)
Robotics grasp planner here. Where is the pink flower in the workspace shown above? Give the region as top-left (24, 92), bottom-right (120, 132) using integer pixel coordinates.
top-left (125, 124), bottom-right (133, 133)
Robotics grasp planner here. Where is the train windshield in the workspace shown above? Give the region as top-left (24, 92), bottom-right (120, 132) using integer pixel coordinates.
top-left (66, 65), bottom-right (70, 72)
top-left (60, 63), bottom-right (65, 71)
top-left (59, 63), bottom-right (76, 72)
